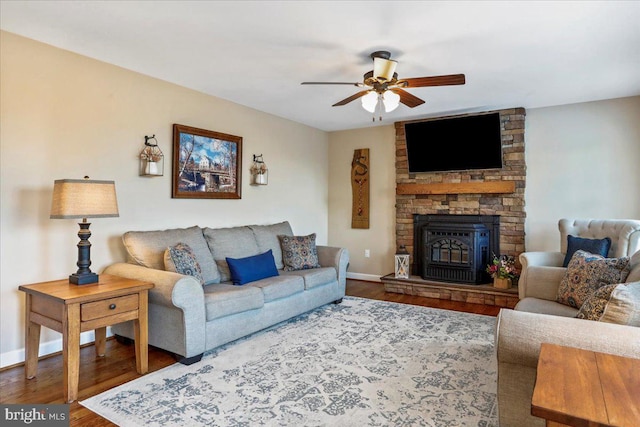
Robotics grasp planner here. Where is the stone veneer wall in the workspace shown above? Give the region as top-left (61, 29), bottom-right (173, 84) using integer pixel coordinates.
top-left (395, 108), bottom-right (526, 272)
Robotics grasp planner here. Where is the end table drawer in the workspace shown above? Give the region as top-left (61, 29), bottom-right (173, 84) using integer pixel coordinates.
top-left (81, 294), bottom-right (139, 321)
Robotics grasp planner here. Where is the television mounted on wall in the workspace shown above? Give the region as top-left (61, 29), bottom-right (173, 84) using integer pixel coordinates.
top-left (404, 112), bottom-right (502, 173)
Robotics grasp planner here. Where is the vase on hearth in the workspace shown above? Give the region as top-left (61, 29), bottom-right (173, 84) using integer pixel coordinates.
top-left (493, 277), bottom-right (511, 289)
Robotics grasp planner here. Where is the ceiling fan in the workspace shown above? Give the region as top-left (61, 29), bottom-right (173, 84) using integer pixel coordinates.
top-left (301, 51), bottom-right (465, 120)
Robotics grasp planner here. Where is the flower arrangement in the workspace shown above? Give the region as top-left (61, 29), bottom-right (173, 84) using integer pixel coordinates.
top-left (486, 253), bottom-right (519, 279)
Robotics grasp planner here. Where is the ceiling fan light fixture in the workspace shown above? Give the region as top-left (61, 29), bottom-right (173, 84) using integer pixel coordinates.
top-left (383, 90), bottom-right (400, 112)
top-left (373, 57), bottom-right (398, 81)
top-left (361, 91), bottom-right (378, 113)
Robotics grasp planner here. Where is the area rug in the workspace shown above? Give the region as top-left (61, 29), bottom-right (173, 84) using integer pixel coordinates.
top-left (81, 297), bottom-right (498, 427)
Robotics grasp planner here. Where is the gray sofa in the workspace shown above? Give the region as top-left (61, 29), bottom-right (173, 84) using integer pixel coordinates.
top-left (495, 219), bottom-right (640, 426)
top-left (103, 221), bottom-right (349, 364)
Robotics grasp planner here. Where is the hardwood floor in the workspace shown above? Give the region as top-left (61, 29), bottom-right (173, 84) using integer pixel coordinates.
top-left (0, 279), bottom-right (502, 426)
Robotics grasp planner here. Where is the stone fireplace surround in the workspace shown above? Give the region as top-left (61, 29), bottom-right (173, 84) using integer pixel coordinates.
top-left (382, 108), bottom-right (526, 308)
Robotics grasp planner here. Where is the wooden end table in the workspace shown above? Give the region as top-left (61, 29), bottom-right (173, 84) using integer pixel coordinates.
top-left (19, 274), bottom-right (154, 403)
top-left (531, 343), bottom-right (640, 427)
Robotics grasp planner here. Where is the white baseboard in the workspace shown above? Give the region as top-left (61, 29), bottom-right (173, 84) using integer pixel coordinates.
top-left (0, 329), bottom-right (111, 369)
top-left (347, 272), bottom-right (382, 282)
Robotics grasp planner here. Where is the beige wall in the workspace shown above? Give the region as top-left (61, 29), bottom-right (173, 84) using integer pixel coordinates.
top-left (327, 96), bottom-right (640, 279)
top-left (328, 126), bottom-right (397, 280)
top-left (0, 32), bottom-right (329, 366)
top-left (3, 30), bottom-right (639, 367)
top-left (524, 96), bottom-right (640, 251)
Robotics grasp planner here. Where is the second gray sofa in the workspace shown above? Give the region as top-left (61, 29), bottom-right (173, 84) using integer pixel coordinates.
top-left (103, 221), bottom-right (349, 364)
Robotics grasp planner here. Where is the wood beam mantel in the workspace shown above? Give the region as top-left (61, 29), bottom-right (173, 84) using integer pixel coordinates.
top-left (396, 181), bottom-right (516, 195)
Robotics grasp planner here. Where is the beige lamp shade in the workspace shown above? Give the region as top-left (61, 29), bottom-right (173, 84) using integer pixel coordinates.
top-left (373, 57), bottom-right (397, 81)
top-left (50, 179), bottom-right (119, 219)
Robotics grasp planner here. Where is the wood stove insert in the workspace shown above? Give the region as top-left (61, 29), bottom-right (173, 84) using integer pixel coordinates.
top-left (414, 214), bottom-right (500, 284)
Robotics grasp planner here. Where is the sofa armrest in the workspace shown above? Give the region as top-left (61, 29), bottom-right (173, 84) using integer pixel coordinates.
top-left (519, 266), bottom-right (566, 300)
top-left (496, 309), bottom-right (640, 369)
top-left (103, 262), bottom-right (205, 320)
top-left (317, 246), bottom-right (350, 290)
top-left (518, 251), bottom-right (565, 300)
top-left (519, 251), bottom-right (564, 268)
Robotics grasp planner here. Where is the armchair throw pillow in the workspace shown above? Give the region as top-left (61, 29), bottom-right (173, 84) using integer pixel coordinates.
top-left (226, 250), bottom-right (279, 286)
top-left (557, 250), bottom-right (630, 309)
top-left (164, 242), bottom-right (205, 285)
top-left (556, 250), bottom-right (629, 309)
top-left (562, 235), bottom-right (611, 267)
top-left (575, 284), bottom-right (619, 321)
top-left (279, 233), bottom-right (321, 271)
top-left (600, 281), bottom-right (640, 326)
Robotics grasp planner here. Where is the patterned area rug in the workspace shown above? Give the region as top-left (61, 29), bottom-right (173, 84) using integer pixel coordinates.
top-left (81, 297), bottom-right (498, 426)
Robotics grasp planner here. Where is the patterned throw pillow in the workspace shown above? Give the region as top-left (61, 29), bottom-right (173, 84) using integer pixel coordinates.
top-left (278, 233), bottom-right (321, 271)
top-left (164, 243), bottom-right (205, 285)
top-left (575, 284), bottom-right (619, 321)
top-left (557, 250), bottom-right (630, 309)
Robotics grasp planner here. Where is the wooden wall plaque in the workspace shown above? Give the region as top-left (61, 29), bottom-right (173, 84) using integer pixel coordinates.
top-left (351, 148), bottom-right (370, 229)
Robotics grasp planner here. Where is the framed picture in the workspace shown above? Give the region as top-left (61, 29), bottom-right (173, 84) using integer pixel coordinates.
top-left (172, 124), bottom-right (242, 199)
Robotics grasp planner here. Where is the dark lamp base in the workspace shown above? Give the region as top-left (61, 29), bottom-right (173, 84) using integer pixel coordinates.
top-left (69, 272), bottom-right (99, 285)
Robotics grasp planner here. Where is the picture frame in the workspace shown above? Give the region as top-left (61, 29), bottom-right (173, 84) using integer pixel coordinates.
top-left (172, 124), bottom-right (242, 199)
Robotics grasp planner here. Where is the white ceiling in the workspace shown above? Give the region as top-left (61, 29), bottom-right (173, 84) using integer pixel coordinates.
top-left (2, 1), bottom-right (639, 132)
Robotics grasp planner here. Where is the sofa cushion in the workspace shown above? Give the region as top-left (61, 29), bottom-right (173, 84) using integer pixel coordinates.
top-left (575, 284), bottom-right (619, 321)
top-left (562, 235), bottom-right (611, 267)
top-left (249, 222), bottom-right (293, 270)
top-left (226, 250), bottom-right (279, 286)
top-left (203, 226), bottom-right (260, 282)
top-left (123, 226), bottom-right (220, 285)
top-left (164, 243), bottom-right (205, 285)
top-left (281, 267), bottom-right (337, 290)
top-left (514, 297), bottom-right (579, 318)
top-left (203, 283), bottom-right (264, 321)
top-left (249, 275), bottom-right (304, 302)
top-left (556, 250), bottom-right (631, 309)
top-left (600, 281), bottom-right (640, 326)
top-left (279, 233), bottom-right (321, 271)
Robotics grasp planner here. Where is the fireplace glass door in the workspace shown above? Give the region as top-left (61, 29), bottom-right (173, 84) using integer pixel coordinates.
top-left (431, 237), bottom-right (470, 265)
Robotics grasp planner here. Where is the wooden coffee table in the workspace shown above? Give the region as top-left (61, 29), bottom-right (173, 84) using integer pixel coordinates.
top-left (19, 274), bottom-right (153, 403)
top-left (531, 343), bottom-right (640, 427)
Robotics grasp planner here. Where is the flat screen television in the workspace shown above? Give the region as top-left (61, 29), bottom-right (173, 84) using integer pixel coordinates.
top-left (404, 112), bottom-right (502, 173)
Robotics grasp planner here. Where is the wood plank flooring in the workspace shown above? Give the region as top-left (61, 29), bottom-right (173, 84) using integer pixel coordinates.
top-left (0, 279), bottom-right (502, 426)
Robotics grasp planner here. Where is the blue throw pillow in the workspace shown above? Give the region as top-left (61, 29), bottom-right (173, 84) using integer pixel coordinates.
top-left (226, 250), bottom-right (279, 286)
top-left (562, 235), bottom-right (612, 267)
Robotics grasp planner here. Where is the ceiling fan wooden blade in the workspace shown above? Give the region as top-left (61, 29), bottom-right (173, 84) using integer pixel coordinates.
top-left (332, 90), bottom-right (372, 106)
top-left (301, 82), bottom-right (362, 86)
top-left (398, 74), bottom-right (466, 88)
top-left (391, 88), bottom-right (425, 108)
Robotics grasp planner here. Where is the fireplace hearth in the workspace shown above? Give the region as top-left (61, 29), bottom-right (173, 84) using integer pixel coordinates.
top-left (414, 214), bottom-right (500, 284)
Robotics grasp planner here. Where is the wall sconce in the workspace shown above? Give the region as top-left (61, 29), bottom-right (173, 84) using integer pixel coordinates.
top-left (394, 245), bottom-right (410, 279)
top-left (250, 154), bottom-right (268, 185)
top-left (140, 135), bottom-right (164, 176)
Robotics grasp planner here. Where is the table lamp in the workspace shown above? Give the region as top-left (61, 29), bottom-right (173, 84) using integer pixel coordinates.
top-left (50, 177), bottom-right (119, 285)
